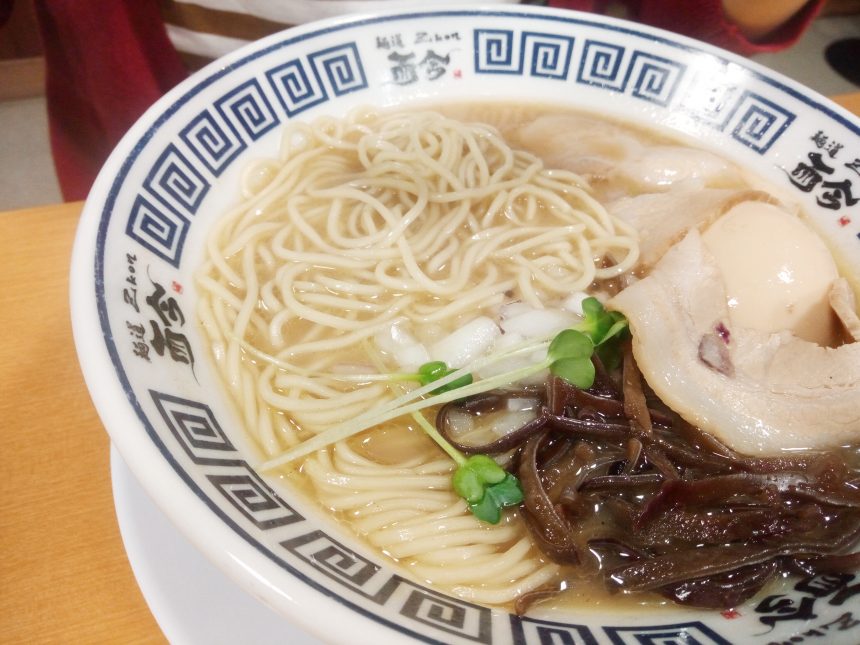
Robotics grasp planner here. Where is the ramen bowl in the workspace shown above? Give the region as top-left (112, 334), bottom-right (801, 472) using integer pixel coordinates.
top-left (71, 5), bottom-right (860, 644)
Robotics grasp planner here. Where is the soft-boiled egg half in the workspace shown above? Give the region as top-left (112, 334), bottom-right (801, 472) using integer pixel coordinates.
top-left (701, 201), bottom-right (839, 346)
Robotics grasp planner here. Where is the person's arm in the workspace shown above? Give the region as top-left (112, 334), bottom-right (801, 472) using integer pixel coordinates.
top-left (547, 0), bottom-right (827, 55)
top-left (633, 0), bottom-right (827, 55)
top-left (34, 0), bottom-right (187, 201)
top-left (721, 0), bottom-right (814, 41)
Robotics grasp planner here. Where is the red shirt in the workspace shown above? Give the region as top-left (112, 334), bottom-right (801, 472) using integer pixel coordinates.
top-left (32, 0), bottom-right (824, 200)
top-left (549, 0), bottom-right (824, 56)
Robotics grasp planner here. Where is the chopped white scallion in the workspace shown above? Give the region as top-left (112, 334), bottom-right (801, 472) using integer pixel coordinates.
top-left (430, 316), bottom-right (501, 369)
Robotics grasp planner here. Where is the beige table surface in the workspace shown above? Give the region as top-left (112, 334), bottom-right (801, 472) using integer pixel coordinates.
top-left (0, 200), bottom-right (163, 643)
top-left (1, 92), bottom-right (858, 644)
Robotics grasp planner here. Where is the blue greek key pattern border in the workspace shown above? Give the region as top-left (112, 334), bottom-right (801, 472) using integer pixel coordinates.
top-left (578, 39), bottom-right (626, 90)
top-left (511, 616), bottom-right (599, 645)
top-left (215, 78), bottom-right (279, 143)
top-left (474, 29), bottom-right (575, 79)
top-left (725, 90), bottom-right (795, 153)
top-left (265, 42), bottom-right (367, 117)
top-left (603, 621), bottom-right (733, 644)
top-left (127, 143), bottom-right (210, 268)
top-left (143, 143), bottom-right (210, 217)
top-left (476, 33), bottom-right (686, 105)
top-left (123, 41), bottom-right (367, 267)
top-left (681, 65), bottom-right (796, 154)
top-left (146, 388), bottom-right (499, 643)
top-left (150, 390), bottom-right (243, 465)
top-left (180, 110), bottom-right (246, 177)
top-left (475, 32), bottom-right (794, 143)
top-left (125, 194), bottom-right (190, 267)
top-left (283, 531), bottom-right (494, 642)
top-left (626, 50), bottom-right (685, 107)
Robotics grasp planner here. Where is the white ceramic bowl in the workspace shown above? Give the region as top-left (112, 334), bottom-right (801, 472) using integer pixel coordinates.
top-left (71, 5), bottom-right (860, 644)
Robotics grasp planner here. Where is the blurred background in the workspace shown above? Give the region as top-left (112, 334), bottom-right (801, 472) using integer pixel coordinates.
top-left (1, 0), bottom-right (858, 212)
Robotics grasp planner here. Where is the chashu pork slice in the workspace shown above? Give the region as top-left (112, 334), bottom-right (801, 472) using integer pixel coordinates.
top-left (831, 277), bottom-right (860, 342)
top-left (608, 230), bottom-right (860, 456)
top-left (512, 113), bottom-right (644, 178)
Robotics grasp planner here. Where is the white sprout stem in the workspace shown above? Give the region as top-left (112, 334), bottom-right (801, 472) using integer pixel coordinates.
top-left (410, 411), bottom-right (466, 466)
top-left (237, 338), bottom-right (416, 382)
top-left (256, 340), bottom-right (553, 472)
top-left (360, 341), bottom-right (468, 468)
top-left (286, 334), bottom-right (550, 440)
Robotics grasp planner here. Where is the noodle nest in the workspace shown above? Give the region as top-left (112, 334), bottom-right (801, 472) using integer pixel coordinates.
top-left (196, 108), bottom-right (640, 604)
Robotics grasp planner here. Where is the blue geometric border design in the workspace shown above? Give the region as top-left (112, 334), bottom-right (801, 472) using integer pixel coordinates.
top-left (180, 109), bottom-right (246, 177)
top-left (523, 31), bottom-right (575, 79)
top-left (207, 465), bottom-right (304, 530)
top-left (282, 529), bottom-right (494, 643)
top-left (150, 390), bottom-right (243, 465)
top-left (475, 29), bottom-right (574, 79)
top-left (475, 29), bottom-right (520, 74)
top-left (125, 194), bottom-right (189, 268)
top-left (512, 616), bottom-right (599, 645)
top-left (142, 143), bottom-right (210, 216)
top-left (265, 57), bottom-right (328, 117)
top-left (309, 42), bottom-right (368, 97)
top-left (214, 78), bottom-right (279, 142)
top-left (723, 90), bottom-right (796, 154)
top-left (282, 530), bottom-right (391, 600)
top-left (604, 621), bottom-right (733, 645)
top-left (578, 39), bottom-right (626, 91)
top-left (624, 51), bottom-right (685, 107)
top-left (578, 43), bottom-right (686, 105)
top-left (265, 42), bottom-right (367, 118)
top-left (399, 584), bottom-right (492, 643)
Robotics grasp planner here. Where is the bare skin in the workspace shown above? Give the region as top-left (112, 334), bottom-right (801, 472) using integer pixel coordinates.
top-left (721, 0), bottom-right (814, 40)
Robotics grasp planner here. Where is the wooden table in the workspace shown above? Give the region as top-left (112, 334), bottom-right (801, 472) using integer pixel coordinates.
top-left (0, 202), bottom-right (163, 644)
top-left (2, 92), bottom-right (858, 644)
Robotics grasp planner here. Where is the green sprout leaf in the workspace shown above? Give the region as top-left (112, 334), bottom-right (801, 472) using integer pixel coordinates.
top-left (453, 455), bottom-right (523, 523)
top-left (453, 455), bottom-right (507, 502)
top-left (452, 467), bottom-right (483, 503)
top-left (572, 298), bottom-right (629, 373)
top-left (549, 356), bottom-right (596, 388)
top-left (548, 328), bottom-right (594, 362)
top-left (602, 311), bottom-right (629, 345)
top-left (546, 329), bottom-right (596, 388)
top-left (468, 474), bottom-right (524, 524)
top-left (417, 361), bottom-right (473, 394)
top-left (486, 473), bottom-right (524, 506)
top-left (576, 297), bottom-right (628, 346)
top-left (469, 490), bottom-right (503, 524)
top-left (578, 296), bottom-right (611, 342)
top-left (417, 361), bottom-right (447, 383)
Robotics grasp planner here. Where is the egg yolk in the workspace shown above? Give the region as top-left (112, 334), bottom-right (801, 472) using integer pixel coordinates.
top-left (701, 201), bottom-right (839, 346)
